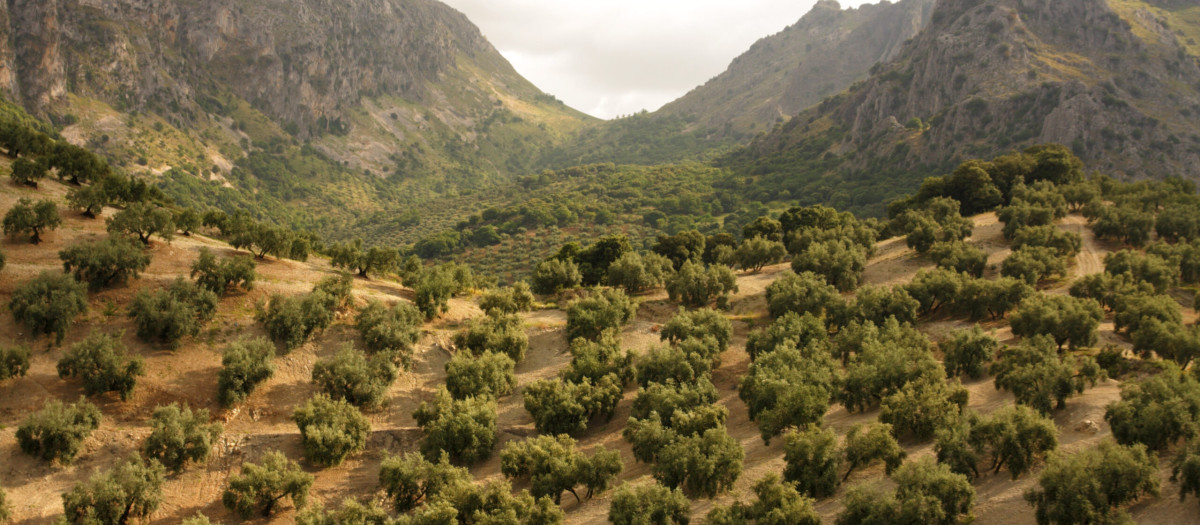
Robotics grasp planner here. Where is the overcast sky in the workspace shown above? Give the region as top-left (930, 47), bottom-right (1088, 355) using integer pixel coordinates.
top-left (441, 0), bottom-right (876, 119)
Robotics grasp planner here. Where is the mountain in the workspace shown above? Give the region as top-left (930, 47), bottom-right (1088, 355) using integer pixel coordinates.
top-left (541, 0), bottom-right (936, 167)
top-left (721, 0), bottom-right (1200, 216)
top-left (0, 0), bottom-right (589, 237)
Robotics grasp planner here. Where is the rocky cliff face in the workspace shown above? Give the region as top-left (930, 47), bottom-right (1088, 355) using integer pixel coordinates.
top-left (727, 0), bottom-right (1200, 214)
top-left (658, 0), bottom-right (936, 137)
top-left (0, 0), bottom-right (554, 136)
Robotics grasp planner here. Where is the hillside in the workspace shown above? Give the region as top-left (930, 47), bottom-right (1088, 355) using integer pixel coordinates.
top-left (5, 152), bottom-right (1200, 523)
top-left (541, 0), bottom-right (935, 168)
top-left (0, 0), bottom-right (590, 237)
top-left (721, 0), bottom-right (1200, 217)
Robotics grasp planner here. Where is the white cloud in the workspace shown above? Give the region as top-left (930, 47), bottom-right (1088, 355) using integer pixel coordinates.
top-left (441, 0), bottom-right (880, 119)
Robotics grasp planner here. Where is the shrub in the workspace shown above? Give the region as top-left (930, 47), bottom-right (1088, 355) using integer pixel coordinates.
top-left (16, 398), bottom-right (101, 463)
top-left (531, 258), bottom-right (582, 295)
top-left (706, 473), bottom-right (821, 525)
top-left (61, 456), bottom-right (164, 525)
top-left (128, 277), bottom-right (218, 347)
top-left (191, 247), bottom-right (256, 295)
top-left (222, 450), bottom-right (314, 518)
top-left (940, 325), bottom-right (1000, 379)
top-left (608, 483), bottom-right (690, 525)
top-left (972, 404), bottom-right (1059, 479)
top-left (414, 264), bottom-right (472, 319)
top-left (652, 428), bottom-right (743, 497)
top-left (106, 202), bottom-right (175, 245)
top-left (1025, 440), bottom-right (1158, 525)
top-left (453, 312), bottom-right (528, 362)
top-left (524, 376), bottom-right (622, 435)
top-left (378, 451), bottom-right (471, 512)
top-left (59, 236), bottom-right (150, 290)
top-left (292, 394), bottom-right (371, 467)
top-left (218, 337), bottom-right (276, 407)
top-left (842, 423), bottom-right (905, 481)
top-left (56, 330), bottom-right (145, 401)
top-left (479, 281), bottom-right (535, 314)
top-left (311, 345), bottom-right (397, 409)
top-left (782, 426), bottom-right (841, 498)
top-left (0, 487), bottom-right (9, 523)
top-left (445, 351), bottom-right (516, 399)
top-left (500, 434), bottom-right (622, 504)
top-left (566, 288), bottom-right (636, 341)
top-left (259, 288), bottom-right (336, 351)
top-left (9, 271), bottom-right (88, 344)
top-left (142, 403), bottom-right (222, 472)
top-left (413, 388), bottom-right (497, 464)
top-left (765, 270), bottom-right (842, 319)
top-left (606, 251), bottom-right (673, 293)
top-left (992, 335), bottom-right (1103, 414)
top-left (355, 300), bottom-right (422, 368)
top-left (3, 197), bottom-right (61, 244)
top-left (0, 344), bottom-right (31, 381)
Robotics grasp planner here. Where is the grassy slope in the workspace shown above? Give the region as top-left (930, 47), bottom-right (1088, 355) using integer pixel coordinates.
top-left (2, 176), bottom-right (1198, 523)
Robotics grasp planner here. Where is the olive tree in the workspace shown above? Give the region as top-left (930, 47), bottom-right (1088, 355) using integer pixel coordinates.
top-left (445, 351), bottom-right (516, 399)
top-left (665, 260), bottom-right (738, 308)
top-left (706, 473), bottom-right (821, 525)
top-left (1105, 363), bottom-right (1200, 451)
top-left (566, 288), bottom-right (636, 341)
top-left (735, 237), bottom-right (787, 272)
top-left (765, 270), bottom-right (841, 319)
top-left (607, 251), bottom-right (673, 293)
top-left (879, 378), bottom-right (968, 441)
top-left (191, 247), bottom-right (256, 295)
top-left (783, 426), bottom-right (841, 498)
top-left (972, 404), bottom-right (1059, 479)
top-left (142, 403), bottom-right (222, 472)
top-left (0, 344), bottom-right (31, 382)
top-left (9, 271), bottom-right (87, 344)
top-left (991, 335), bottom-right (1103, 414)
top-left (9, 156), bottom-right (46, 187)
top-left (66, 184), bottom-right (110, 218)
top-left (929, 241), bottom-right (987, 277)
top-left (1172, 438), bottom-right (1200, 508)
top-left (292, 394), bottom-right (371, 467)
top-left (311, 345), bottom-right (397, 409)
top-left (356, 299), bottom-right (422, 368)
top-left (222, 450), bottom-right (314, 517)
top-left (524, 376), bottom-right (622, 435)
top-left (739, 343), bottom-right (838, 444)
top-left (128, 278), bottom-right (218, 348)
top-left (106, 202), bottom-right (175, 245)
top-left (59, 236), bottom-right (150, 290)
top-left (16, 398), bottom-right (102, 463)
top-left (940, 325), bottom-right (1001, 379)
top-left (378, 451), bottom-right (471, 512)
top-left (791, 238), bottom-right (867, 292)
top-left (454, 312), bottom-right (528, 362)
top-left (531, 258), bottom-right (582, 295)
top-left (1009, 295), bottom-right (1103, 350)
top-left (652, 428), bottom-right (744, 497)
top-left (500, 434), bottom-right (623, 504)
top-left (3, 197), bottom-right (61, 244)
top-left (842, 423), bottom-right (905, 482)
top-left (745, 311), bottom-right (827, 362)
top-left (61, 456), bottom-right (164, 525)
top-left (218, 337), bottom-right (276, 407)
top-left (479, 281), bottom-right (536, 314)
top-left (1025, 440), bottom-right (1158, 525)
top-left (413, 388), bottom-right (497, 464)
top-left (836, 457), bottom-right (974, 525)
top-left (57, 330), bottom-right (145, 401)
top-left (1001, 246), bottom-right (1067, 285)
top-left (608, 483), bottom-right (690, 525)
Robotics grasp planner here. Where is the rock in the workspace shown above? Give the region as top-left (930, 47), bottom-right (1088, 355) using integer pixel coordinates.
top-left (1075, 419), bottom-right (1101, 434)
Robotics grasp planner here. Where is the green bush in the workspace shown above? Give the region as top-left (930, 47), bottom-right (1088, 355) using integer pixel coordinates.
top-left (608, 483), bottom-right (690, 525)
top-left (191, 247), bottom-right (256, 295)
top-left (218, 337), bottom-right (276, 407)
top-left (106, 202), bottom-right (175, 245)
top-left (0, 344), bottom-right (31, 381)
top-left (782, 426), bottom-right (842, 498)
top-left (128, 277), bottom-right (218, 347)
top-left (292, 394), bottom-right (371, 467)
top-left (9, 271), bottom-right (88, 344)
top-left (445, 351), bottom-right (516, 399)
top-left (56, 330), bottom-right (145, 401)
top-left (61, 456), bottom-right (164, 525)
top-left (0, 487), bottom-right (9, 523)
top-left (355, 300), bottom-right (422, 368)
top-left (59, 236), bottom-right (150, 290)
top-left (413, 388), bottom-right (497, 464)
top-left (566, 288), bottom-right (637, 341)
top-left (16, 398), bottom-right (102, 463)
top-left (142, 403), bottom-right (222, 472)
top-left (479, 281), bottom-right (535, 314)
top-left (453, 312), bottom-right (528, 362)
top-left (3, 197), bottom-right (61, 244)
top-left (311, 345), bottom-right (397, 409)
top-left (222, 450), bottom-right (314, 517)
top-left (500, 434), bottom-right (622, 504)
top-left (1025, 440), bottom-right (1158, 524)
